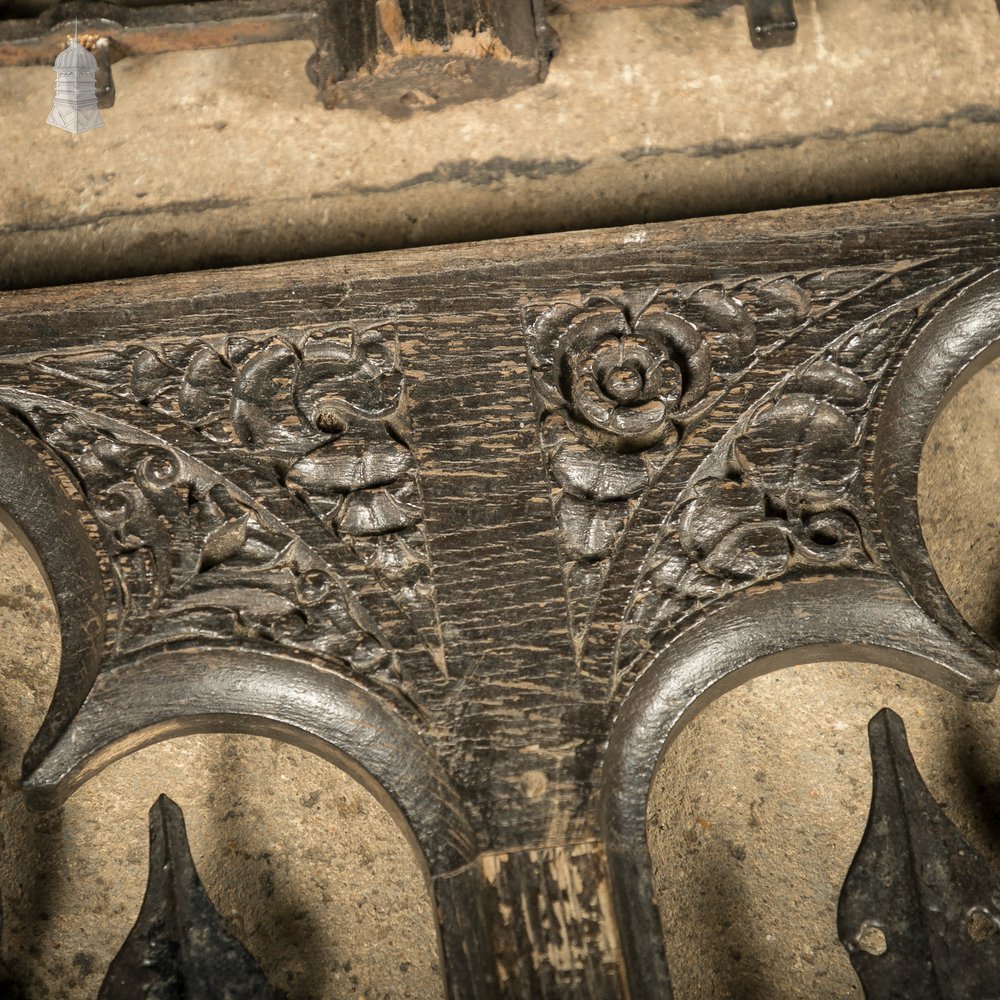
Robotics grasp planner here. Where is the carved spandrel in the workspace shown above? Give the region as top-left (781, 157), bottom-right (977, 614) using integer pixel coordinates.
top-left (615, 274), bottom-right (970, 687)
top-left (0, 323), bottom-right (445, 716)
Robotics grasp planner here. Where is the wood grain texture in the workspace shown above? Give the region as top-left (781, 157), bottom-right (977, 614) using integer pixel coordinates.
top-left (482, 843), bottom-right (622, 996)
top-left (308, 0), bottom-right (552, 114)
top-left (0, 189), bottom-right (999, 997)
top-left (1, 0), bottom-right (552, 114)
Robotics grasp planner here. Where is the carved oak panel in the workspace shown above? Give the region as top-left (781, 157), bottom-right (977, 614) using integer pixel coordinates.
top-left (1, 189), bottom-right (999, 997)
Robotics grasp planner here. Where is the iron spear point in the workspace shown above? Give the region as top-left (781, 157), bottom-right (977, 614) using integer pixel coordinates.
top-left (100, 794), bottom-right (274, 999)
top-left (838, 708), bottom-right (1000, 1000)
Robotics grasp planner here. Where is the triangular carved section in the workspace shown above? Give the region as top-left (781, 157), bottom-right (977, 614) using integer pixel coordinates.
top-left (525, 279), bottom-right (812, 659)
top-left (617, 274), bottom-right (971, 689)
top-left (29, 325), bottom-right (447, 678)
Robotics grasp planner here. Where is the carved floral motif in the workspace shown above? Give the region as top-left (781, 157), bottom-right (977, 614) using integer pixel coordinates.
top-left (616, 277), bottom-right (963, 686)
top-left (536, 300), bottom-right (712, 453)
top-left (126, 327), bottom-right (421, 543)
top-left (0, 393), bottom-right (388, 670)
top-left (526, 281), bottom-right (811, 651)
top-left (10, 324), bottom-right (446, 708)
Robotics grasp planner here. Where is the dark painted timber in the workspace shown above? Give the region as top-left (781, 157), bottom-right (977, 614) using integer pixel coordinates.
top-left (0, 189), bottom-right (998, 995)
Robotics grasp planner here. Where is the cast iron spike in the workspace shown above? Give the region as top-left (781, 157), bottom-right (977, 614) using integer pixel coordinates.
top-left (838, 708), bottom-right (1000, 1000)
top-left (100, 794), bottom-right (274, 1000)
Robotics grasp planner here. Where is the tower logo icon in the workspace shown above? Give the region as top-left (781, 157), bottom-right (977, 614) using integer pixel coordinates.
top-left (48, 35), bottom-right (104, 134)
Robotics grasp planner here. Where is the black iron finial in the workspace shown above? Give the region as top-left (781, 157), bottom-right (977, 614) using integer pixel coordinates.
top-left (838, 708), bottom-right (1000, 1000)
top-left (100, 795), bottom-right (274, 999)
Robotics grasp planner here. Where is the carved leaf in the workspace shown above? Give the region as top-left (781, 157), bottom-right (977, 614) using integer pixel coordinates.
top-left (558, 495), bottom-right (628, 561)
top-left (744, 276), bottom-right (812, 326)
top-left (784, 359), bottom-right (867, 408)
top-left (131, 348), bottom-right (180, 404)
top-left (550, 442), bottom-right (648, 501)
top-left (286, 437), bottom-right (414, 496)
top-left (680, 287), bottom-right (756, 370)
top-left (680, 480), bottom-right (790, 580)
top-left (733, 395), bottom-right (859, 507)
top-left (197, 514), bottom-right (250, 573)
top-left (177, 344), bottom-right (237, 439)
top-left (334, 487), bottom-right (423, 536)
top-left (231, 341), bottom-right (325, 453)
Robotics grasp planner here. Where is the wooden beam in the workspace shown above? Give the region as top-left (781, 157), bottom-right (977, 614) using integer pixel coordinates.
top-left (308, 0), bottom-right (553, 114)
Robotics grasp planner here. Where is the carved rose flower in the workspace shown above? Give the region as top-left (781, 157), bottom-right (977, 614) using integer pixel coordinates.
top-left (530, 299), bottom-right (712, 454)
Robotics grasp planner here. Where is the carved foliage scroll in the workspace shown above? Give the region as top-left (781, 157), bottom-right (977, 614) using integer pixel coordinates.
top-left (0, 324), bottom-right (443, 713)
top-left (616, 276), bottom-right (967, 685)
top-left (525, 280), bottom-right (811, 655)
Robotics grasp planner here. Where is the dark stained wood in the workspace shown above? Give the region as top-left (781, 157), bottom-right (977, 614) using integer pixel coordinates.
top-left (308, 0), bottom-right (552, 113)
top-left (0, 0), bottom-right (552, 114)
top-left (0, 0), bottom-right (695, 69)
top-left (0, 189), bottom-right (999, 996)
